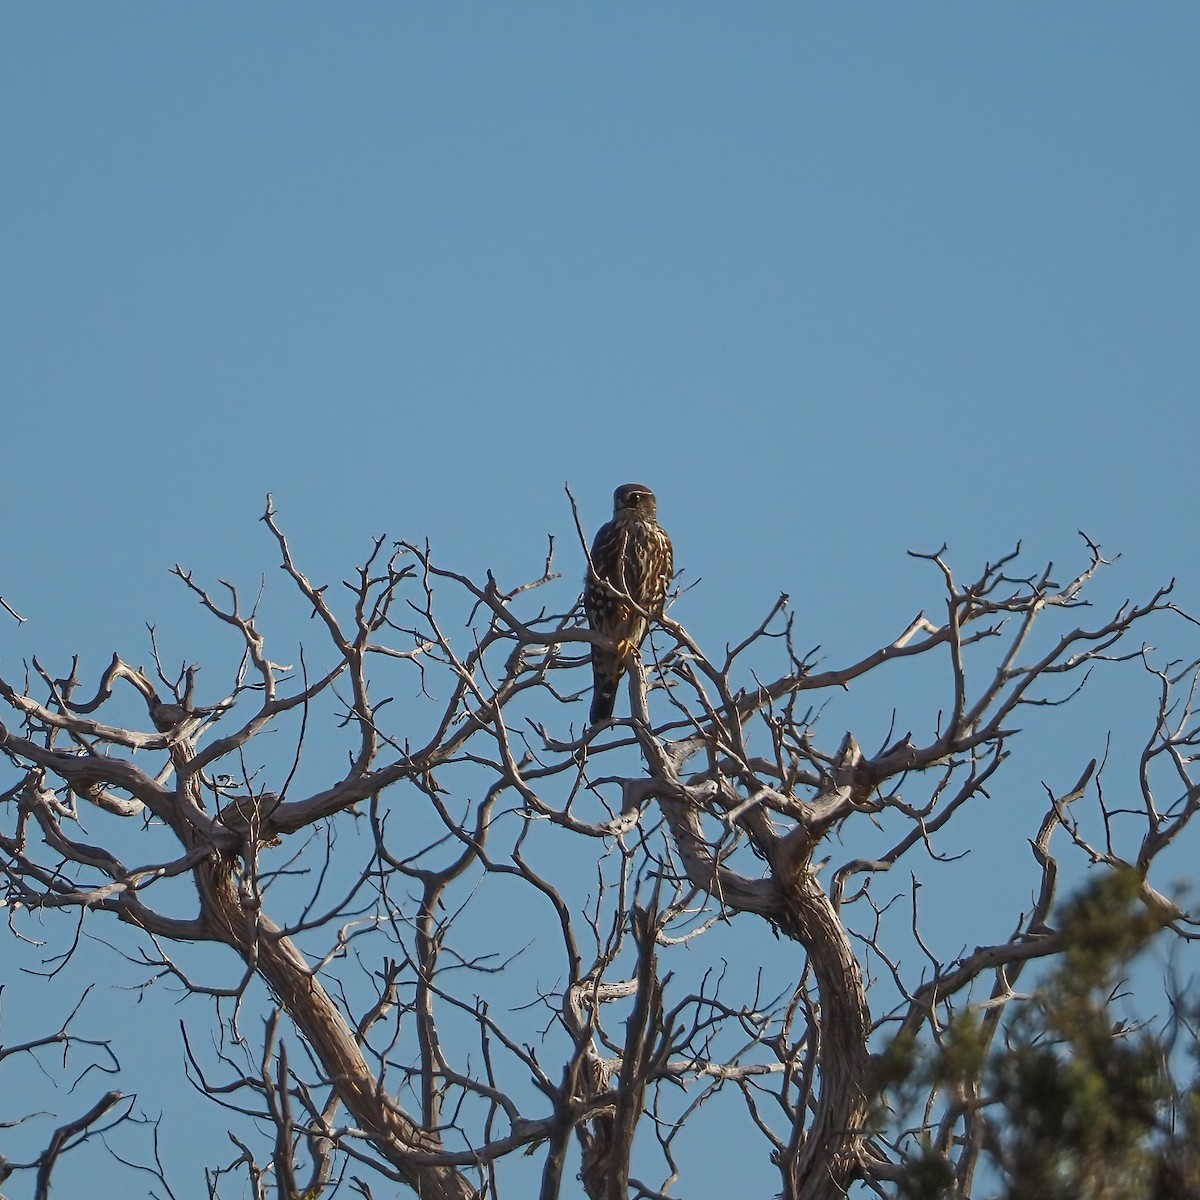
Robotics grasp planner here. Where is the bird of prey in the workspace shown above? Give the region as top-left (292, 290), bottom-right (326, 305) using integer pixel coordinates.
top-left (583, 483), bottom-right (674, 725)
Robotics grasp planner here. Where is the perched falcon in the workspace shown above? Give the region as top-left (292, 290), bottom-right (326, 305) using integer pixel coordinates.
top-left (583, 483), bottom-right (674, 726)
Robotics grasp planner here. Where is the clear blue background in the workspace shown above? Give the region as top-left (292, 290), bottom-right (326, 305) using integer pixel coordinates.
top-left (2, 5), bottom-right (1198, 1196)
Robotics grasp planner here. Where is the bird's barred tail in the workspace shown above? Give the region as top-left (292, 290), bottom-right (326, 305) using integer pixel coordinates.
top-left (589, 657), bottom-right (623, 726)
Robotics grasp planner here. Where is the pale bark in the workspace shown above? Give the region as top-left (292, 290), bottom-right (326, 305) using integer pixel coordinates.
top-left (1, 512), bottom-right (1193, 1199)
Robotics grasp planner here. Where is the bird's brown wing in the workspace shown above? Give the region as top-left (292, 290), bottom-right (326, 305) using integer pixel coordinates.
top-left (585, 520), bottom-right (632, 724)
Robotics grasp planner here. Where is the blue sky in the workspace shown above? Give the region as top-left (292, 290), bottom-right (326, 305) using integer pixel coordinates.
top-left (2, 5), bottom-right (1199, 1196)
top-left (6, 4), bottom-right (1197, 648)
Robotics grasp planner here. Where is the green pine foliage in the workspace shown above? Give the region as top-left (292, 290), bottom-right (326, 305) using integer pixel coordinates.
top-left (886, 869), bottom-right (1200, 1199)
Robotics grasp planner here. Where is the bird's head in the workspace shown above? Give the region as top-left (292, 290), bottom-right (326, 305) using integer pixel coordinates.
top-left (612, 483), bottom-right (657, 520)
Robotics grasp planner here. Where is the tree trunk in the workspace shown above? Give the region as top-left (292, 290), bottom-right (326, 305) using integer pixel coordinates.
top-left (777, 845), bottom-right (872, 1200)
top-left (196, 857), bottom-right (478, 1200)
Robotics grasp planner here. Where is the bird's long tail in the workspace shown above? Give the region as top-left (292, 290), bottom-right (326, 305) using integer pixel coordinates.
top-left (589, 655), bottom-right (624, 726)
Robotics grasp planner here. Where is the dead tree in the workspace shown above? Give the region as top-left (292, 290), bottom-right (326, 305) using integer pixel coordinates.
top-left (1, 498), bottom-right (1197, 1198)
